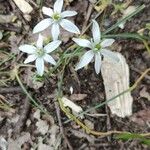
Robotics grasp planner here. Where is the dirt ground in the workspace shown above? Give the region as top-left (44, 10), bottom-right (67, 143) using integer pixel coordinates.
top-left (0, 0), bottom-right (150, 149)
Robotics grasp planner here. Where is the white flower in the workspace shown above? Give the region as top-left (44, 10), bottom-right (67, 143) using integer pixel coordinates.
top-left (19, 34), bottom-right (61, 76)
top-left (73, 20), bottom-right (119, 74)
top-left (33, 0), bottom-right (80, 40)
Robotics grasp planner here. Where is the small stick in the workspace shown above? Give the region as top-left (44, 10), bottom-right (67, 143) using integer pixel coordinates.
top-left (54, 101), bottom-right (73, 150)
top-left (0, 87), bottom-right (22, 94)
top-left (0, 24), bottom-right (21, 33)
top-left (81, 3), bottom-right (93, 34)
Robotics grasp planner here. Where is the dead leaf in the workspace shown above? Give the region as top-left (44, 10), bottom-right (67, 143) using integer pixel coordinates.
top-left (70, 94), bottom-right (87, 101)
top-left (131, 109), bottom-right (150, 126)
top-left (0, 137), bottom-right (8, 150)
top-left (38, 137), bottom-right (53, 150)
top-left (0, 14), bottom-right (16, 23)
top-left (36, 120), bottom-right (49, 135)
top-left (140, 87), bottom-right (150, 101)
top-left (8, 132), bottom-right (31, 150)
top-left (9, 34), bottom-right (22, 54)
top-left (12, 0), bottom-right (33, 14)
top-left (23, 69), bottom-right (44, 90)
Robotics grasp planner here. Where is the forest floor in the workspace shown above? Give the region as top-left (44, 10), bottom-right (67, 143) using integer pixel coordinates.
top-left (0, 0), bottom-right (150, 149)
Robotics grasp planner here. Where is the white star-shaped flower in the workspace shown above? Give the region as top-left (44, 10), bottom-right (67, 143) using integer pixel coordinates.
top-left (73, 20), bottom-right (119, 74)
top-left (33, 0), bottom-right (80, 40)
top-left (19, 34), bottom-right (61, 76)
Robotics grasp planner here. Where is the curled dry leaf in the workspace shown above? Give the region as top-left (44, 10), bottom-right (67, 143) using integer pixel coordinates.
top-left (101, 52), bottom-right (133, 118)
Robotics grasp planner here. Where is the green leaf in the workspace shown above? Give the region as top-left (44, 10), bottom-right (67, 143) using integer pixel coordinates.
top-left (115, 133), bottom-right (150, 146)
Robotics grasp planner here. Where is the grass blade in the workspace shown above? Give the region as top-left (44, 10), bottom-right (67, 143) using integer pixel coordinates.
top-left (103, 5), bottom-right (145, 34)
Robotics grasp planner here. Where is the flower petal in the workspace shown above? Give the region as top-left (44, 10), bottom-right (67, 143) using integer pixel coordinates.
top-left (19, 45), bottom-right (36, 54)
top-left (92, 20), bottom-right (101, 44)
top-left (61, 11), bottom-right (77, 18)
top-left (101, 39), bottom-right (115, 48)
top-left (42, 6), bottom-right (53, 17)
top-left (35, 58), bottom-right (44, 76)
top-left (44, 40), bottom-right (61, 53)
top-left (54, 0), bottom-right (63, 13)
top-left (33, 18), bottom-right (53, 33)
top-left (36, 34), bottom-right (44, 48)
top-left (72, 38), bottom-right (91, 48)
top-left (60, 19), bottom-right (80, 34)
top-left (44, 54), bottom-right (56, 65)
top-left (101, 49), bottom-right (119, 62)
top-left (75, 50), bottom-right (94, 71)
top-left (51, 23), bottom-right (60, 40)
top-left (24, 54), bottom-right (37, 64)
top-left (94, 52), bottom-right (101, 74)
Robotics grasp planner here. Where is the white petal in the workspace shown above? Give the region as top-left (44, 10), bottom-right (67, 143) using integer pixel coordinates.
top-left (19, 45), bottom-right (36, 54)
top-left (61, 11), bottom-right (77, 18)
top-left (60, 19), bottom-right (80, 34)
top-left (24, 54), bottom-right (37, 64)
top-left (33, 18), bottom-right (53, 33)
top-left (101, 39), bottom-right (115, 48)
top-left (44, 40), bottom-right (61, 53)
top-left (72, 38), bottom-right (91, 48)
top-left (54, 0), bottom-right (63, 13)
top-left (36, 34), bottom-right (44, 48)
top-left (94, 52), bottom-right (102, 74)
top-left (42, 7), bottom-right (53, 17)
top-left (51, 23), bottom-right (60, 40)
top-left (92, 20), bottom-right (101, 44)
top-left (75, 50), bottom-right (94, 71)
top-left (101, 49), bottom-right (119, 62)
top-left (44, 54), bottom-right (56, 65)
top-left (35, 58), bottom-right (44, 76)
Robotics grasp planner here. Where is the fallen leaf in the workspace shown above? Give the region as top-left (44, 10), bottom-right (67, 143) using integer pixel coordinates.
top-left (36, 120), bottom-right (49, 135)
top-left (0, 14), bottom-right (16, 23)
top-left (8, 132), bottom-right (31, 150)
top-left (23, 69), bottom-right (44, 90)
top-left (70, 94), bottom-right (87, 101)
top-left (12, 0), bottom-right (33, 14)
top-left (131, 109), bottom-right (150, 126)
top-left (0, 137), bottom-right (8, 150)
top-left (140, 87), bottom-right (150, 101)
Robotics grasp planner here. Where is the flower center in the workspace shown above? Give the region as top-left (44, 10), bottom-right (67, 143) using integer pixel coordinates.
top-left (93, 44), bottom-right (101, 52)
top-left (36, 48), bottom-right (45, 57)
top-left (52, 13), bottom-right (61, 21)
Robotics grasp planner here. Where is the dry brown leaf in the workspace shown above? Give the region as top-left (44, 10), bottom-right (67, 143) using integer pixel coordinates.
top-left (23, 69), bottom-right (44, 90)
top-left (131, 109), bottom-right (150, 126)
top-left (140, 87), bottom-right (150, 101)
top-left (70, 94), bottom-right (87, 101)
top-left (8, 132), bottom-right (31, 150)
top-left (0, 14), bottom-right (16, 23)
